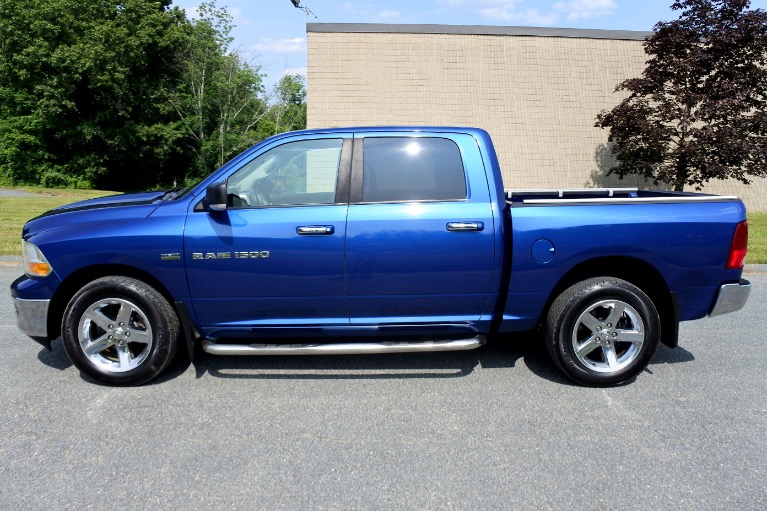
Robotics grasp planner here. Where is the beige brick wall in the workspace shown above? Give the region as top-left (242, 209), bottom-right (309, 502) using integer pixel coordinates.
top-left (307, 26), bottom-right (767, 211)
top-left (306, 147), bottom-right (341, 193)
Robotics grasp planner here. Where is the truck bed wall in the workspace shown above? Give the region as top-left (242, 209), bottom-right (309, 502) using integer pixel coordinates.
top-left (498, 199), bottom-right (747, 332)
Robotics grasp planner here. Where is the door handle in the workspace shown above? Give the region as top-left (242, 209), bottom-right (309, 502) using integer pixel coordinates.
top-left (447, 222), bottom-right (484, 232)
top-left (297, 225), bottom-right (335, 235)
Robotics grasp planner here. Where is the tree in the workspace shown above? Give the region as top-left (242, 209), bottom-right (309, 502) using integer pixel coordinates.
top-left (596, 0), bottom-right (767, 191)
top-left (0, 0), bottom-right (193, 190)
top-left (0, 0), bottom-right (306, 190)
top-left (164, 2), bottom-right (270, 182)
top-left (256, 74), bottom-right (308, 140)
top-left (0, 0), bottom-right (198, 190)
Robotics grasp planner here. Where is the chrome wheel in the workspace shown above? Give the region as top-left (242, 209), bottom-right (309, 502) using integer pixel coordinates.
top-left (545, 277), bottom-right (660, 386)
top-left (63, 276), bottom-right (180, 385)
top-left (571, 299), bottom-right (645, 374)
top-left (78, 297), bottom-right (153, 373)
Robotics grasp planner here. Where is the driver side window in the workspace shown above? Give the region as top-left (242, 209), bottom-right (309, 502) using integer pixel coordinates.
top-left (227, 138), bottom-right (343, 207)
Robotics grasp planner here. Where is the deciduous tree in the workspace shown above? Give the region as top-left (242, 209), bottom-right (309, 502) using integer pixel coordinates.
top-left (256, 74), bottom-right (307, 140)
top-left (596, 0), bottom-right (767, 191)
top-left (0, 0), bottom-right (307, 190)
top-left (164, 2), bottom-right (269, 181)
top-left (0, 0), bottom-right (192, 190)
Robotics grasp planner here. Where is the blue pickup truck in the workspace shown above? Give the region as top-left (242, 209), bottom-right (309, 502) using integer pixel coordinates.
top-left (11, 127), bottom-right (751, 386)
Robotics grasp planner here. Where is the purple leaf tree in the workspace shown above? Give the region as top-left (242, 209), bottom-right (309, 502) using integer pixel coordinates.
top-left (596, 0), bottom-right (767, 191)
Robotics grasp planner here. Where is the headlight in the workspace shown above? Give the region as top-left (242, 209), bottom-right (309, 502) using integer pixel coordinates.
top-left (22, 240), bottom-right (53, 278)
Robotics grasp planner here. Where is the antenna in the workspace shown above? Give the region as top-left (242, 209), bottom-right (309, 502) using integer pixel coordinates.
top-left (289, 0), bottom-right (318, 20)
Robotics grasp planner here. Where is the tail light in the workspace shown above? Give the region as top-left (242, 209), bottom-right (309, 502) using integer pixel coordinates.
top-left (726, 221), bottom-right (748, 270)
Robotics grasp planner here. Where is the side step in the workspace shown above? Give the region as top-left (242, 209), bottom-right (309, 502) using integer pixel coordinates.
top-left (202, 336), bottom-right (486, 356)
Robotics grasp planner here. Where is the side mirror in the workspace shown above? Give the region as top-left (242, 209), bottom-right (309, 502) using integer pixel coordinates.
top-left (205, 182), bottom-right (227, 211)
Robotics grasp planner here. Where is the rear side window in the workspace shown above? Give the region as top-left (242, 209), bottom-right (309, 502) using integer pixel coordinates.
top-left (362, 137), bottom-right (467, 202)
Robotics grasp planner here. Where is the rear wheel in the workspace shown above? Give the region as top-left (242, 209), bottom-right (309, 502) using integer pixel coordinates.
top-left (545, 277), bottom-right (660, 386)
top-left (62, 276), bottom-right (179, 385)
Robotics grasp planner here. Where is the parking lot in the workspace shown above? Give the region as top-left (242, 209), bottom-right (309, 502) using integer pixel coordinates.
top-left (1, 256), bottom-right (765, 510)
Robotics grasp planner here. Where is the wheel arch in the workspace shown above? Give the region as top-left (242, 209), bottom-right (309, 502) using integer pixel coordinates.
top-left (48, 264), bottom-right (177, 342)
top-left (543, 256), bottom-right (679, 348)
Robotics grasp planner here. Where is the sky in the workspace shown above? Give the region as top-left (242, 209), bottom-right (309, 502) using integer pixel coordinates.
top-left (172, 0), bottom-right (767, 93)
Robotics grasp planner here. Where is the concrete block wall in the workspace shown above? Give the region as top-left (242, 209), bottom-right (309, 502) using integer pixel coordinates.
top-left (306, 24), bottom-right (767, 211)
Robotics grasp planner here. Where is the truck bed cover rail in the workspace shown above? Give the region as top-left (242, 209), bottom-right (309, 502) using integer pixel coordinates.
top-left (506, 187), bottom-right (639, 199)
top-left (506, 187), bottom-right (739, 205)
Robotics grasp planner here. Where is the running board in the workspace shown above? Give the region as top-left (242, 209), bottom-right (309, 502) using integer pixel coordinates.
top-left (201, 336), bottom-right (486, 356)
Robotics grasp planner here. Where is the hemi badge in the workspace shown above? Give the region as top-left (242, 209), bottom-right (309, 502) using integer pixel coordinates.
top-left (160, 253), bottom-right (181, 261)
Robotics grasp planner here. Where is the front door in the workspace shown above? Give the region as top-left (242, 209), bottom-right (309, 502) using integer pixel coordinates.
top-left (185, 135), bottom-right (351, 338)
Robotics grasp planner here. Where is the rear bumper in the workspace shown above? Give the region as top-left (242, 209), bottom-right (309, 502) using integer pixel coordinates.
top-left (709, 279), bottom-right (751, 317)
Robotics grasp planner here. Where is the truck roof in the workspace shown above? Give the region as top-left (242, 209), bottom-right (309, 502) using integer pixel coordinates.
top-left (268, 126), bottom-right (493, 141)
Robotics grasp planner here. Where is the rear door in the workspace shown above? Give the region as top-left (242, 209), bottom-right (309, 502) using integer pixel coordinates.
top-left (345, 132), bottom-right (497, 327)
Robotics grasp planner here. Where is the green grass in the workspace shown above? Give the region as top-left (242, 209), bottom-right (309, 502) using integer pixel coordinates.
top-left (747, 212), bottom-right (767, 264)
top-left (0, 188), bottom-right (114, 255)
top-left (1, 188), bottom-right (766, 263)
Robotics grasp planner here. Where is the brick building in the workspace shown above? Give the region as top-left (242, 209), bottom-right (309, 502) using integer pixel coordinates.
top-left (306, 23), bottom-right (767, 211)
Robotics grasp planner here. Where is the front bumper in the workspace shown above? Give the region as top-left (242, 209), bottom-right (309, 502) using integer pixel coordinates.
top-left (13, 297), bottom-right (50, 346)
top-left (709, 279), bottom-right (751, 317)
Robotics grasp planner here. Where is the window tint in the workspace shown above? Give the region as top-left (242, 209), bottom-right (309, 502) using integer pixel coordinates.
top-left (227, 138), bottom-right (343, 207)
top-left (362, 137), bottom-right (467, 202)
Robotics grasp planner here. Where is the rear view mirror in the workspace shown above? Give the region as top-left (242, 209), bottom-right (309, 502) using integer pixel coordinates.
top-left (205, 182), bottom-right (227, 211)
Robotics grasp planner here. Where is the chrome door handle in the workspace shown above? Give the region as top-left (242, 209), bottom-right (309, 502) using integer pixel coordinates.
top-left (447, 222), bottom-right (484, 232)
top-left (297, 225), bottom-right (335, 235)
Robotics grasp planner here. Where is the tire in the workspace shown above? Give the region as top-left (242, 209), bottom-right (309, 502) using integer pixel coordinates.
top-left (62, 276), bottom-right (180, 386)
top-left (545, 277), bottom-right (660, 386)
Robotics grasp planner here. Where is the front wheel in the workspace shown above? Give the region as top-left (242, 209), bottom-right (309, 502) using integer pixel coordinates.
top-left (62, 276), bottom-right (180, 385)
top-left (545, 277), bottom-right (660, 386)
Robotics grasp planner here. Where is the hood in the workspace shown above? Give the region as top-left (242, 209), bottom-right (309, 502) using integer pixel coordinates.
top-left (45, 190), bottom-right (165, 215)
top-left (23, 191), bottom-right (166, 239)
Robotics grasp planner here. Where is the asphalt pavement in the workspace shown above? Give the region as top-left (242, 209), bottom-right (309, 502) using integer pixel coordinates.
top-left (0, 188), bottom-right (37, 197)
top-left (0, 257), bottom-right (765, 510)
